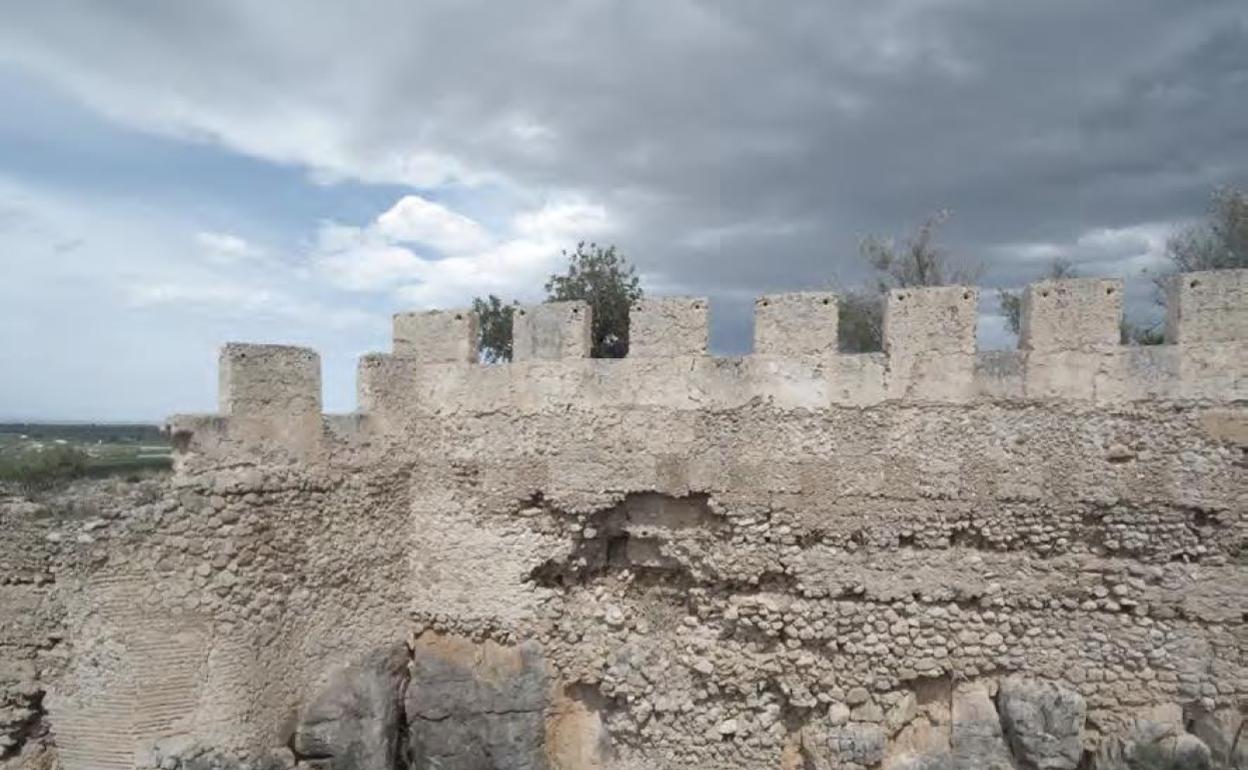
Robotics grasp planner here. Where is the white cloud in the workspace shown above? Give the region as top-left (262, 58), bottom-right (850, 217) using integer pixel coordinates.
top-left (513, 199), bottom-right (611, 240)
top-left (313, 194), bottom-right (614, 308)
top-left (314, 229), bottom-right (428, 292)
top-left (195, 230), bottom-right (267, 264)
top-left (375, 195), bottom-right (491, 254)
top-left (993, 221), bottom-right (1178, 281)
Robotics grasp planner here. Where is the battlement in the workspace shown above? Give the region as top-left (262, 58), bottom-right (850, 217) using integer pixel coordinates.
top-left (178, 270), bottom-right (1247, 450)
top-left (35, 271), bottom-right (1248, 770)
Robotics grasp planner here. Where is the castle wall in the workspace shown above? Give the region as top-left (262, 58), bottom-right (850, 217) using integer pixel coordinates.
top-left (4, 270), bottom-right (1246, 770)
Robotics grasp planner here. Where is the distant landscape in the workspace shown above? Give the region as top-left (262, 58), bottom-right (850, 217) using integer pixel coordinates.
top-left (0, 422), bottom-right (171, 490)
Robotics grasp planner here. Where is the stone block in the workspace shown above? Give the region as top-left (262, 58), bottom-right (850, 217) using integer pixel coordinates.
top-left (628, 297), bottom-right (708, 357)
top-left (393, 309), bottom-right (478, 362)
top-left (1020, 277), bottom-right (1123, 353)
top-left (218, 343), bottom-right (320, 417)
top-left (1164, 269), bottom-right (1248, 344)
top-left (884, 286), bottom-right (978, 356)
top-left (513, 301), bottom-right (592, 361)
top-left (753, 292), bottom-right (839, 357)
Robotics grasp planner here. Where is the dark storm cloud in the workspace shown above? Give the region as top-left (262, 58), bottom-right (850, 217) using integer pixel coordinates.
top-left (3, 0), bottom-right (1246, 340)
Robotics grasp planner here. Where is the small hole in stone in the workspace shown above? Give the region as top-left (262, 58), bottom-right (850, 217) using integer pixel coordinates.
top-left (454, 313), bottom-right (462, 320)
top-left (518, 310), bottom-right (526, 316)
top-left (693, 302), bottom-right (701, 309)
top-left (761, 299), bottom-right (769, 307)
top-left (1041, 290), bottom-right (1050, 298)
top-left (821, 298), bottom-right (830, 305)
top-left (897, 293), bottom-right (906, 301)
top-left (572, 308), bottom-right (579, 315)
top-left (1190, 279), bottom-right (1200, 288)
top-left (962, 291), bottom-right (971, 300)
top-left (1106, 287), bottom-right (1114, 295)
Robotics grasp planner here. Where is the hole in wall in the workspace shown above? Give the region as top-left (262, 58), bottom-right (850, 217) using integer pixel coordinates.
top-left (820, 298), bottom-right (830, 305)
top-left (1106, 287), bottom-right (1115, 295)
top-left (760, 299), bottom-right (770, 307)
top-left (518, 309), bottom-right (526, 316)
top-left (1190, 279), bottom-right (1200, 288)
top-left (454, 313), bottom-right (463, 320)
top-left (896, 292), bottom-right (907, 301)
top-left (962, 291), bottom-right (972, 300)
top-left (1041, 290), bottom-right (1050, 298)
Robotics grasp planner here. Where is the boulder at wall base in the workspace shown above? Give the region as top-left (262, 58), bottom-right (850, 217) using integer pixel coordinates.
top-left (1172, 733), bottom-right (1214, 770)
top-left (292, 642), bottom-right (409, 770)
top-left (997, 676), bottom-right (1087, 770)
top-left (1091, 717), bottom-right (1216, 770)
top-left (406, 633), bottom-right (551, 770)
top-left (950, 681), bottom-right (1014, 770)
top-left (1186, 707), bottom-right (1247, 767)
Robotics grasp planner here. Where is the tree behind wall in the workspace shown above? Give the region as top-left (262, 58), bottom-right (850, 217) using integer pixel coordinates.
top-left (545, 242), bottom-right (643, 358)
top-left (838, 211), bottom-right (981, 352)
top-left (472, 295), bottom-right (517, 363)
top-left (472, 242), bottom-right (643, 361)
top-left (1166, 187), bottom-right (1248, 272)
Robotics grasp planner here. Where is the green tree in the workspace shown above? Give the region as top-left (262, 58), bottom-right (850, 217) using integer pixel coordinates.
top-left (1165, 186), bottom-right (1248, 272)
top-left (838, 211), bottom-right (981, 352)
top-left (545, 242), bottom-right (643, 358)
top-left (997, 258), bottom-right (1078, 337)
top-left (471, 294), bottom-right (517, 363)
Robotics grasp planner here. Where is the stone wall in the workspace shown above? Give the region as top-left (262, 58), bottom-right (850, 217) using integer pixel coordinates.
top-left (2, 270), bottom-right (1246, 770)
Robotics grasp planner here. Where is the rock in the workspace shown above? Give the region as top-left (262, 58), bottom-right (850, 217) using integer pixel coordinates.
top-left (1172, 734), bottom-right (1212, 770)
top-left (852, 702), bottom-right (885, 723)
top-left (884, 754), bottom-right (955, 770)
top-left (886, 692), bottom-right (918, 736)
top-left (603, 605), bottom-right (626, 628)
top-left (846, 686), bottom-right (871, 705)
top-left (1186, 707), bottom-right (1246, 766)
top-left (1106, 443), bottom-right (1135, 462)
top-left (406, 633), bottom-right (550, 770)
top-left (950, 681), bottom-right (1013, 770)
top-left (826, 702), bottom-right (851, 726)
top-left (887, 715), bottom-right (952, 769)
top-left (293, 642), bottom-right (408, 770)
top-left (802, 722), bottom-right (886, 769)
top-left (997, 676), bottom-right (1086, 769)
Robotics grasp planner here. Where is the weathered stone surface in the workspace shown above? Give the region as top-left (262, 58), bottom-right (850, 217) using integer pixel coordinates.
top-left (1187, 707), bottom-right (1246, 766)
top-left (406, 633), bottom-right (550, 770)
top-left (1172, 733), bottom-right (1213, 770)
top-left (802, 722), bottom-right (886, 769)
top-left (6, 270), bottom-right (1248, 770)
top-left (293, 643), bottom-right (408, 770)
top-left (998, 676), bottom-right (1086, 770)
top-left (950, 682), bottom-right (1013, 770)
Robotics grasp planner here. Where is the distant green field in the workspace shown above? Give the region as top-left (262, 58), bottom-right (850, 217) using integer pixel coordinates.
top-left (0, 423), bottom-right (171, 490)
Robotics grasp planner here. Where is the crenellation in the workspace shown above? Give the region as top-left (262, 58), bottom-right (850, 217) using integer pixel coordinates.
top-left (883, 286), bottom-right (978, 400)
top-left (11, 268), bottom-right (1248, 770)
top-left (1020, 277), bottom-right (1123, 354)
top-left (753, 292), bottom-right (839, 357)
top-left (512, 300), bottom-right (592, 361)
top-left (1164, 268), bottom-right (1248, 344)
top-left (393, 308), bottom-right (478, 362)
top-left (628, 296), bottom-right (709, 357)
top-left (884, 286), bottom-right (979, 356)
top-left (218, 343), bottom-right (320, 417)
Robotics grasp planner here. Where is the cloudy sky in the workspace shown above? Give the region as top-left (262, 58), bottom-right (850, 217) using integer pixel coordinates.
top-left (1, 1), bottom-right (1245, 420)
